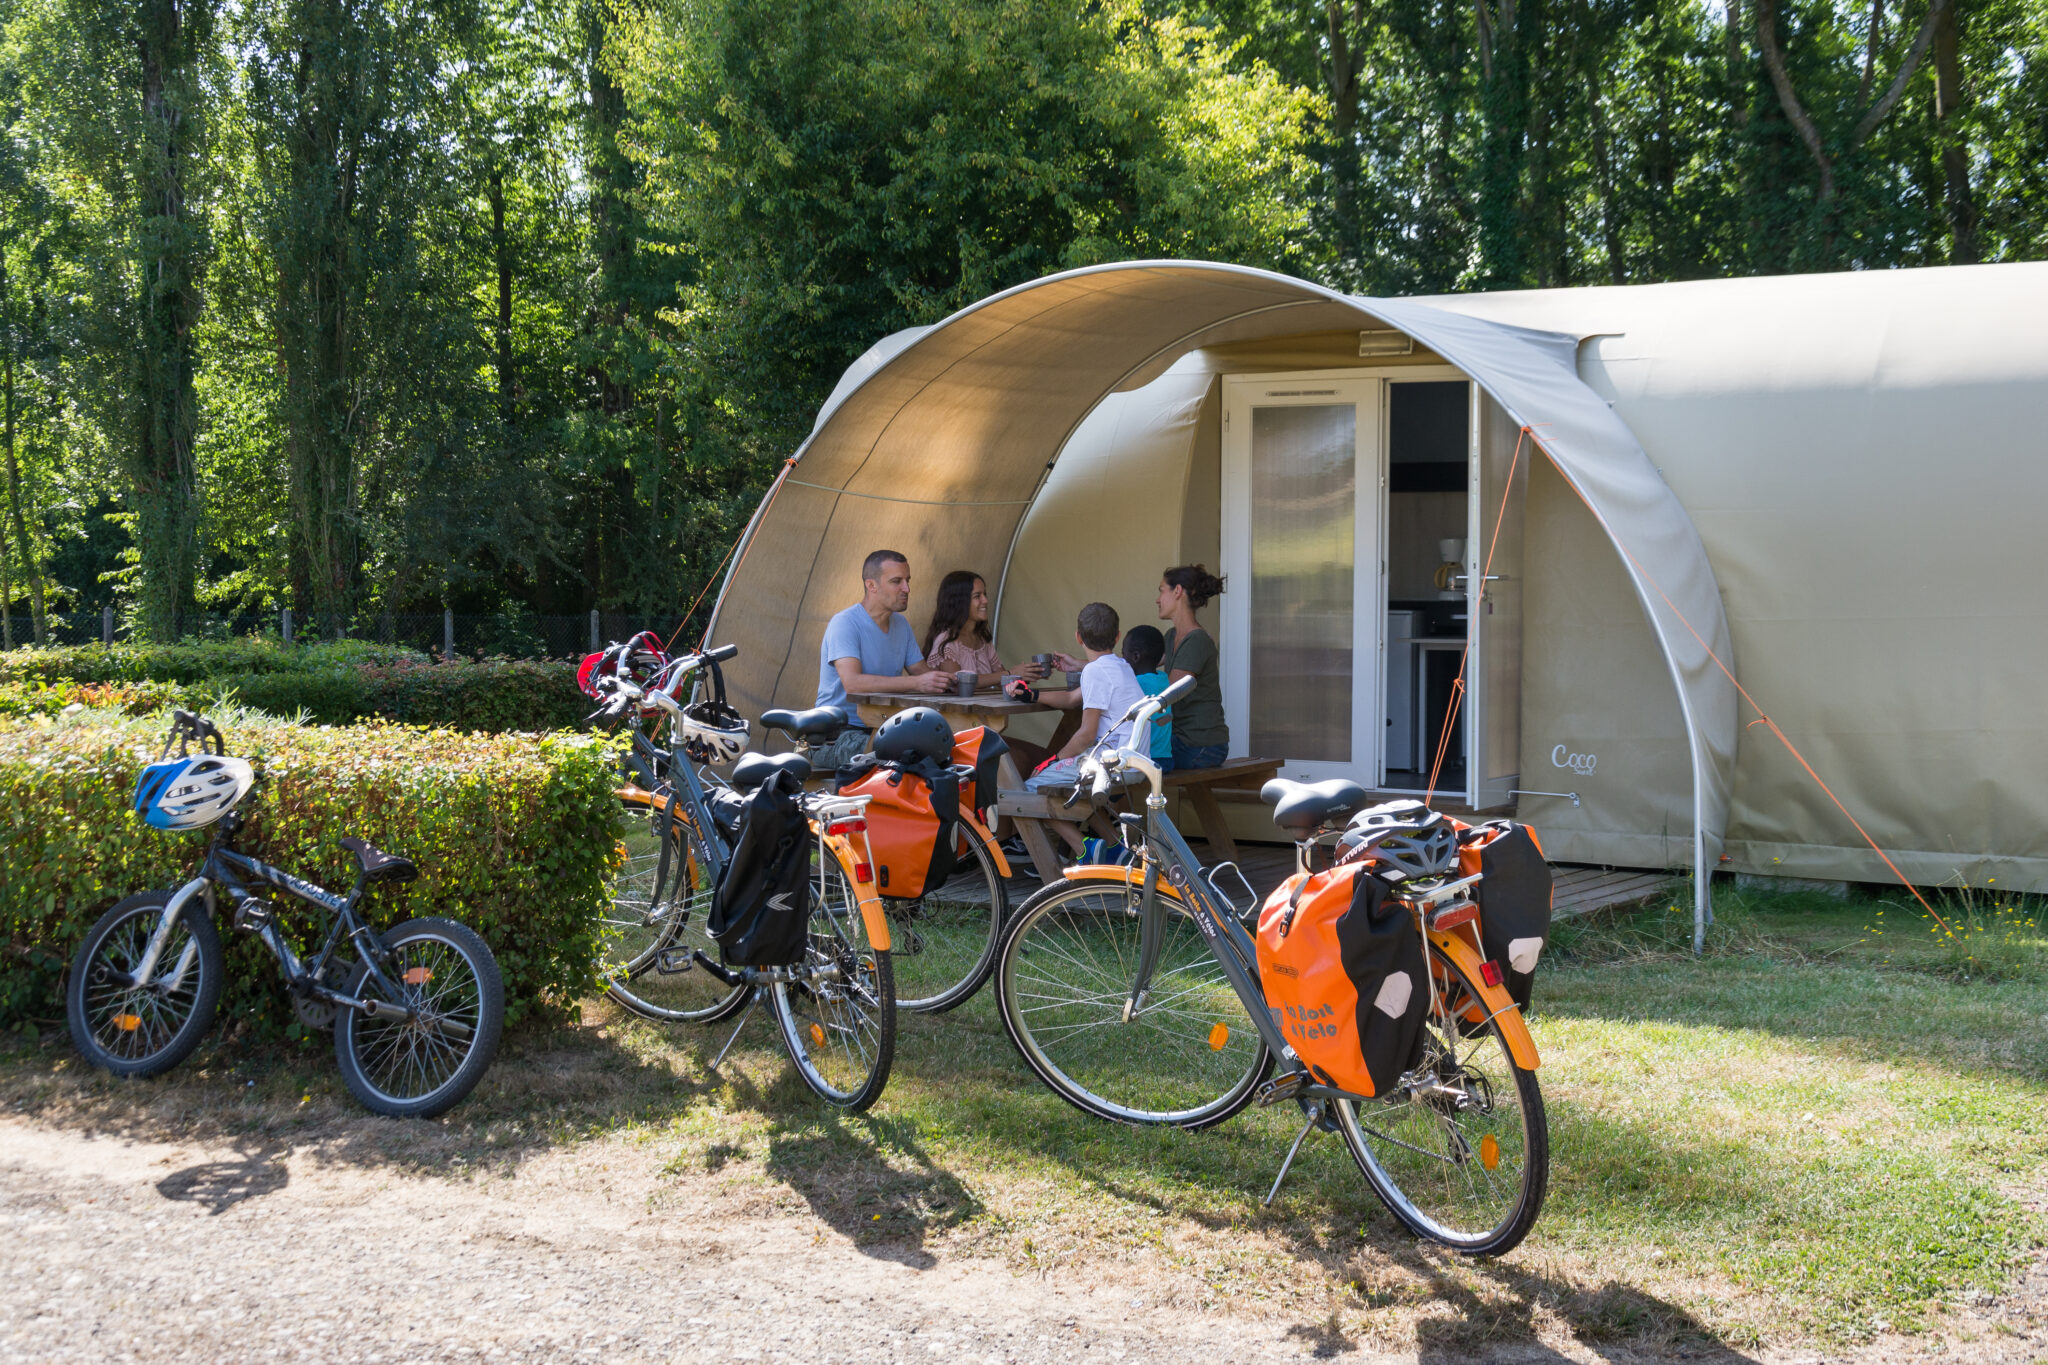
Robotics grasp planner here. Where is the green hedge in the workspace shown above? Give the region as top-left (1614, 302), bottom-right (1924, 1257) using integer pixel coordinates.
top-left (0, 645), bottom-right (587, 732)
top-left (0, 708), bottom-right (622, 1036)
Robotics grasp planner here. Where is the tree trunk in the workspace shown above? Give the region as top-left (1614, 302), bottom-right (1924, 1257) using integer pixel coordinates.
top-left (1932, 0), bottom-right (1978, 263)
top-left (1323, 0), bottom-right (1368, 280)
top-left (0, 261), bottom-right (46, 646)
top-left (585, 0), bottom-right (634, 420)
top-left (490, 165), bottom-right (514, 424)
top-left (130, 0), bottom-right (206, 643)
top-left (1475, 0), bottom-right (1529, 286)
top-left (1586, 73), bottom-right (1624, 284)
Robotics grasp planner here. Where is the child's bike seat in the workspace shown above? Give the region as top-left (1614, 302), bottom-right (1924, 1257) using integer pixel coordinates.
top-left (338, 836), bottom-right (419, 884)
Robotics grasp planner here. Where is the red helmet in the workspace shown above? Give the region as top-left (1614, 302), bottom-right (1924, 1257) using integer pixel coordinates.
top-left (577, 631), bottom-right (672, 703)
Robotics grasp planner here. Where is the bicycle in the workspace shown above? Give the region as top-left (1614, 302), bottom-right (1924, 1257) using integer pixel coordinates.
top-left (67, 709), bottom-right (505, 1119)
top-left (766, 703), bottom-right (1013, 1013)
top-left (991, 679), bottom-right (1549, 1256)
top-left (593, 656), bottom-right (897, 1111)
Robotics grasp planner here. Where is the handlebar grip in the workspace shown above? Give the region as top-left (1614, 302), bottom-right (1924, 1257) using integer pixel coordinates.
top-left (1158, 674), bottom-right (1197, 706)
top-left (703, 643), bottom-right (738, 664)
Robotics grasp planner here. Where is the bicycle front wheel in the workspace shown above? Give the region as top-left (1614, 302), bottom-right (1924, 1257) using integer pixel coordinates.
top-left (601, 797), bottom-right (747, 1025)
top-left (336, 917), bottom-right (505, 1119)
top-left (888, 823), bottom-right (1006, 1013)
top-left (67, 891), bottom-right (223, 1079)
top-left (772, 846), bottom-right (896, 1111)
top-left (1334, 945), bottom-right (1548, 1256)
top-left (995, 879), bottom-right (1270, 1128)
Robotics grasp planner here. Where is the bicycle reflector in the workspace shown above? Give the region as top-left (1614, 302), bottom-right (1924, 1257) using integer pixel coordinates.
top-left (1479, 959), bottom-right (1504, 989)
top-left (826, 818), bottom-right (866, 836)
top-left (852, 861), bottom-right (873, 884)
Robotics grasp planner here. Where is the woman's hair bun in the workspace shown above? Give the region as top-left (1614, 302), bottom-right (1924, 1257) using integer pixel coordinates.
top-left (1163, 563), bottom-right (1227, 609)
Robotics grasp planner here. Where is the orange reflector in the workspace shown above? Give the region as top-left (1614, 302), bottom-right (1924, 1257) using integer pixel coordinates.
top-left (1208, 1023), bottom-right (1229, 1051)
top-left (114, 1013), bottom-right (141, 1032)
top-left (403, 967), bottom-right (433, 985)
top-left (853, 863), bottom-right (873, 884)
top-left (1480, 1134), bottom-right (1501, 1170)
top-left (809, 1023), bottom-right (826, 1047)
top-left (1479, 959), bottom-right (1503, 989)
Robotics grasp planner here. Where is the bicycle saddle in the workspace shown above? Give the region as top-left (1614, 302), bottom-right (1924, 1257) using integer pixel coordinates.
top-left (730, 751), bottom-right (812, 792)
top-left (760, 707), bottom-right (847, 741)
top-left (338, 836), bottom-right (418, 885)
top-left (1259, 778), bottom-right (1372, 838)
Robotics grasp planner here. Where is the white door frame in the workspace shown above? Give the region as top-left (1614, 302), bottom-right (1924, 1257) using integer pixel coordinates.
top-left (1220, 365), bottom-right (1471, 790)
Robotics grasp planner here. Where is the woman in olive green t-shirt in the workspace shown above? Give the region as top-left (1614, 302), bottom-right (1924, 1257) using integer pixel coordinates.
top-left (1155, 564), bottom-right (1228, 769)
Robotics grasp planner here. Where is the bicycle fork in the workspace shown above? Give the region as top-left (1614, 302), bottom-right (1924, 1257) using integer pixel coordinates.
top-left (122, 877), bottom-right (211, 992)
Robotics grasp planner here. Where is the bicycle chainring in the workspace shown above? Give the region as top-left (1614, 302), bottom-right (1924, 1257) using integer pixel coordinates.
top-left (290, 957), bottom-right (353, 1031)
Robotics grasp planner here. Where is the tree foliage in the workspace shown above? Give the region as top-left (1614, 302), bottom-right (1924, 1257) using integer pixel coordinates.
top-left (2, 0), bottom-right (2045, 631)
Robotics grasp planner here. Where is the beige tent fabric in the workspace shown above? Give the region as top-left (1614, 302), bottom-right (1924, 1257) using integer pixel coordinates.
top-left (707, 262), bottom-right (1738, 930)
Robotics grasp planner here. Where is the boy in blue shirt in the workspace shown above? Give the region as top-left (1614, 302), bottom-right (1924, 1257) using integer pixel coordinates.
top-left (1122, 624), bottom-right (1174, 771)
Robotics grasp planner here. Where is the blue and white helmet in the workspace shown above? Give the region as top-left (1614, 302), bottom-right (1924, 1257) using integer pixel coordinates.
top-left (132, 754), bottom-right (256, 831)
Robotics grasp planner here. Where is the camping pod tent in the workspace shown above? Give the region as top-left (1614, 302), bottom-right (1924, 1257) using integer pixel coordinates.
top-left (707, 260), bottom-right (2048, 931)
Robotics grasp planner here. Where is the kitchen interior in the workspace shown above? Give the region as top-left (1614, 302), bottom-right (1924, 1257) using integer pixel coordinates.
top-left (1383, 380), bottom-right (1471, 791)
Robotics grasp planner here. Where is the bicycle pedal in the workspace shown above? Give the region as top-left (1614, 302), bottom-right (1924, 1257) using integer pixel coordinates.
top-left (232, 899), bottom-right (272, 933)
top-left (1255, 1071), bottom-right (1309, 1107)
top-left (655, 948), bottom-right (696, 975)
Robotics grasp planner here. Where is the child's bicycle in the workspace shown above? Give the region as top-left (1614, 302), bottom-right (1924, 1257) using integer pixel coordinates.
top-left (66, 710), bottom-right (505, 1118)
top-left (991, 679), bottom-right (1548, 1256)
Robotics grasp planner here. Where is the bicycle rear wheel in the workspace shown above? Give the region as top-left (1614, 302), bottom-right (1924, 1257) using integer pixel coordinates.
top-left (888, 824), bottom-right (1006, 1013)
top-left (1334, 945), bottom-right (1547, 1256)
top-left (601, 797), bottom-right (747, 1024)
top-left (995, 878), bottom-right (1270, 1128)
top-left (772, 845), bottom-right (895, 1111)
top-left (336, 917), bottom-right (504, 1119)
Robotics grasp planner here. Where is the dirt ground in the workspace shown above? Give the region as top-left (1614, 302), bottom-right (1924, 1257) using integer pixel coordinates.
top-left (4, 1109), bottom-right (2043, 1365)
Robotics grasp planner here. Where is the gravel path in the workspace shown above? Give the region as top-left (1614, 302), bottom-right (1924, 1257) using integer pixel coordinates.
top-left (4, 1116), bottom-right (2041, 1365)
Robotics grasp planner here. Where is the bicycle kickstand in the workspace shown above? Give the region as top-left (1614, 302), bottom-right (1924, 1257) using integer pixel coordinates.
top-left (1264, 1100), bottom-right (1325, 1207)
top-left (709, 990), bottom-right (761, 1073)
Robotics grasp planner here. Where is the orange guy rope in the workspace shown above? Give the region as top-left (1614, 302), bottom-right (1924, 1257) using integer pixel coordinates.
top-left (1424, 428), bottom-right (1525, 804)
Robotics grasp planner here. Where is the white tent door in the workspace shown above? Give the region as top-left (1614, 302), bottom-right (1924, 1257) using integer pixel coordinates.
top-left (1466, 390), bottom-right (1526, 810)
top-left (1220, 376), bottom-right (1384, 783)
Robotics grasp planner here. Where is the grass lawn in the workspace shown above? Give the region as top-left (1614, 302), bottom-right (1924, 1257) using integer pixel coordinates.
top-left (6, 877), bottom-right (2044, 1358)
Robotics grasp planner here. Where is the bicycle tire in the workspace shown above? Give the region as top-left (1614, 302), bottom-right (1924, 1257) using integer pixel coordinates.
top-left (601, 797), bottom-right (749, 1025)
top-left (335, 917), bottom-right (504, 1119)
top-left (771, 845), bottom-right (896, 1111)
top-left (1334, 944), bottom-right (1548, 1256)
top-left (66, 891), bottom-right (224, 1080)
top-left (995, 878), bottom-right (1271, 1129)
top-left (890, 824), bottom-right (1006, 1013)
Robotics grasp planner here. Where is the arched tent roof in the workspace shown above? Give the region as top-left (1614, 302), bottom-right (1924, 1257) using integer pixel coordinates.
top-left (706, 261), bottom-right (1739, 916)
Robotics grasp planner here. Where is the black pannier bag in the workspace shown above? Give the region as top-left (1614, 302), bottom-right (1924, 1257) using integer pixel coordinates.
top-left (1469, 823), bottom-right (1553, 1010)
top-left (705, 768), bottom-right (812, 967)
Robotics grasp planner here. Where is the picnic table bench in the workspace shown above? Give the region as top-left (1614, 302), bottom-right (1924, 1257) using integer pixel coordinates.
top-left (990, 755), bottom-right (1282, 869)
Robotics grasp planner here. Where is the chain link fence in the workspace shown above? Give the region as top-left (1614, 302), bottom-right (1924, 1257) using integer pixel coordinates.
top-left (9, 609), bottom-right (695, 661)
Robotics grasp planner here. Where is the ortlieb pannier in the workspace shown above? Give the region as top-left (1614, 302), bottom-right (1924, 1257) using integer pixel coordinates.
top-left (1457, 821), bottom-right (1553, 1010)
top-left (1256, 863), bottom-right (1428, 1098)
top-left (705, 768), bottom-right (812, 967)
top-left (948, 725), bottom-right (1008, 819)
top-left (835, 755), bottom-right (962, 900)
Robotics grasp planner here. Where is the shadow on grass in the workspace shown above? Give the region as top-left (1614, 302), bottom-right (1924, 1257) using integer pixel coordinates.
top-left (762, 1109), bottom-right (983, 1269)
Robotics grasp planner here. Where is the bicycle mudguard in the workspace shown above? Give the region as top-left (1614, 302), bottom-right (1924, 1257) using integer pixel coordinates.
top-left (959, 810), bottom-right (1011, 879)
top-left (1427, 928), bottom-right (1540, 1071)
top-left (822, 830), bottom-right (891, 952)
top-left (1057, 864), bottom-right (1188, 900)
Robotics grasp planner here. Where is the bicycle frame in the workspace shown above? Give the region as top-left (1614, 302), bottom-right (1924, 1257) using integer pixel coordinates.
top-left (1068, 694), bottom-right (1539, 1109)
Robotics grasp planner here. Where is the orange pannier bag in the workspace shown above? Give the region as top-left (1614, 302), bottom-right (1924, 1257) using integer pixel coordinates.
top-left (1455, 820), bottom-right (1553, 1011)
top-left (835, 760), bottom-right (962, 900)
top-left (1256, 862), bottom-right (1428, 1098)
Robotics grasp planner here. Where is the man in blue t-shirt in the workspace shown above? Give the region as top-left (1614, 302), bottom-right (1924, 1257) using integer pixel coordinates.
top-left (812, 549), bottom-right (953, 768)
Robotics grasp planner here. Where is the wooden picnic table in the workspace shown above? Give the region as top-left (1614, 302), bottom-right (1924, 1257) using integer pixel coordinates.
top-left (849, 690), bottom-right (1283, 881)
top-left (849, 689), bottom-right (1068, 882)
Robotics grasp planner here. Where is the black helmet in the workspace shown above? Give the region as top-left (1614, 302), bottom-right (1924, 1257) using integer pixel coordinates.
top-left (872, 707), bottom-right (955, 766)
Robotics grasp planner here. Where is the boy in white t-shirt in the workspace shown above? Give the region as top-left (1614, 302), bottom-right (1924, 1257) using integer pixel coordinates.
top-left (1023, 602), bottom-right (1145, 854)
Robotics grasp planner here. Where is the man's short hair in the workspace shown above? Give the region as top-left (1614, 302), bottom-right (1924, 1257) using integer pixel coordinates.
top-left (1076, 602), bottom-right (1120, 652)
top-left (862, 549), bottom-right (909, 584)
